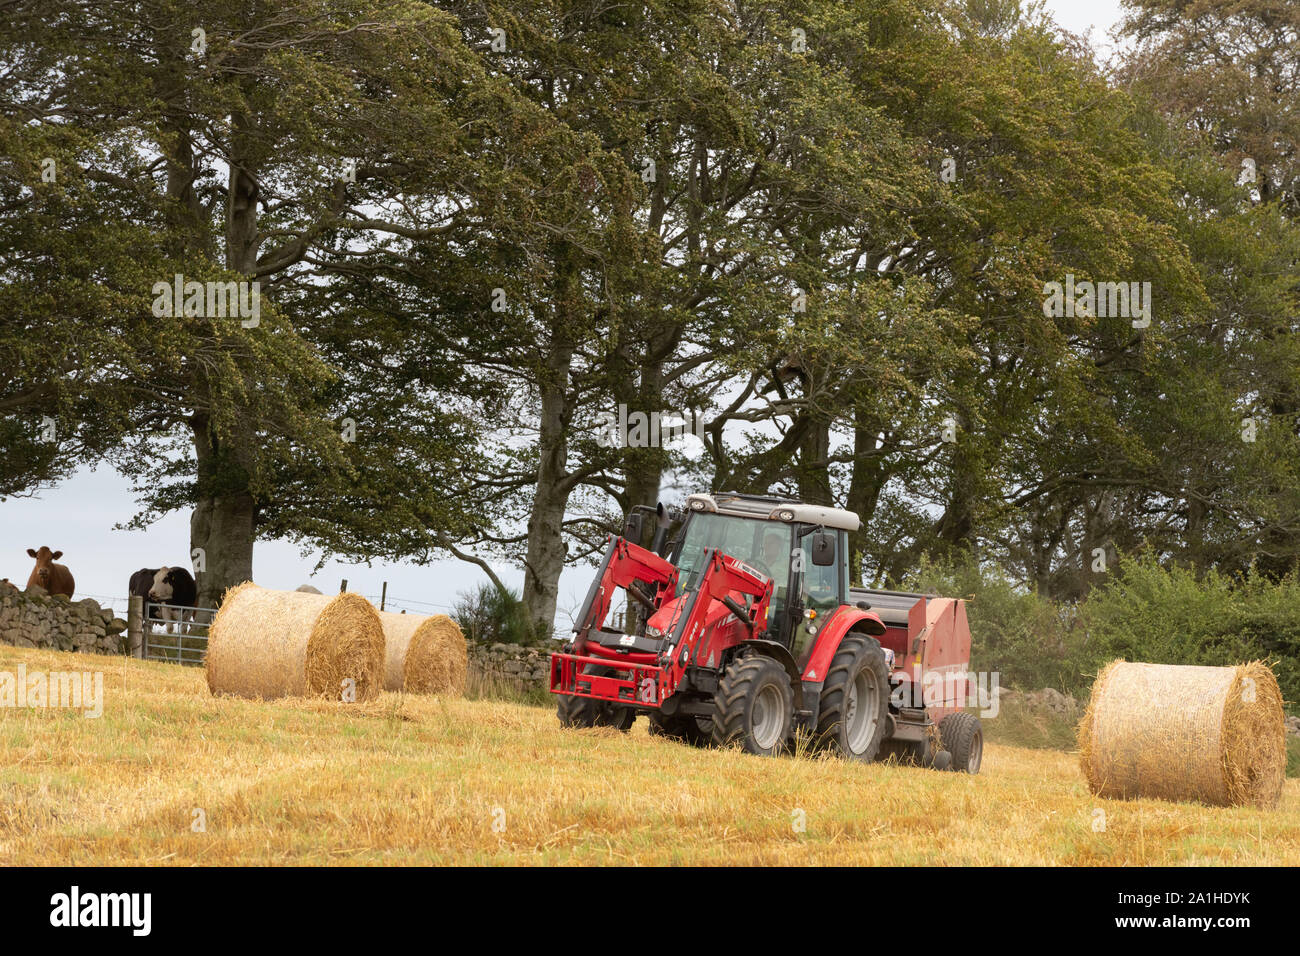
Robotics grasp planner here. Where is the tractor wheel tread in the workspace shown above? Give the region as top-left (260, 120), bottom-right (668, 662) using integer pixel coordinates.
top-left (939, 711), bottom-right (983, 774)
top-left (710, 654), bottom-right (793, 756)
top-left (556, 664), bottom-right (634, 732)
top-left (815, 634), bottom-right (890, 762)
top-left (648, 712), bottom-right (711, 746)
top-left (556, 691), bottom-right (600, 728)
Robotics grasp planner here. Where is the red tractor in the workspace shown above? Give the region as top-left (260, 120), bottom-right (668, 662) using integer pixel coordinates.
top-left (550, 491), bottom-right (983, 771)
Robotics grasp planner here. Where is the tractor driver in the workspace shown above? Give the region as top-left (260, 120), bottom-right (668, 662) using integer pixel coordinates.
top-left (754, 531), bottom-right (789, 584)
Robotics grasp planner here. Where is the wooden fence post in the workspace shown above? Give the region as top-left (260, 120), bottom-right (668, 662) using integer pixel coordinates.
top-left (128, 595), bottom-right (143, 659)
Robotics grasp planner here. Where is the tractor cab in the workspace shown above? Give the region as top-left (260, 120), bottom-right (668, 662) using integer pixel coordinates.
top-left (661, 493), bottom-right (854, 669)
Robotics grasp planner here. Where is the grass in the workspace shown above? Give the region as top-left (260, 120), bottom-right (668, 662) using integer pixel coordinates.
top-left (982, 696), bottom-right (1081, 751)
top-left (1, 644), bottom-right (1297, 865)
top-left (462, 667), bottom-right (550, 707)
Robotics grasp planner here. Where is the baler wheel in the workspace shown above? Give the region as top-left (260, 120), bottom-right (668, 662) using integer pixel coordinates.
top-left (939, 712), bottom-right (984, 774)
top-left (711, 654), bottom-right (794, 756)
top-left (815, 634), bottom-right (890, 762)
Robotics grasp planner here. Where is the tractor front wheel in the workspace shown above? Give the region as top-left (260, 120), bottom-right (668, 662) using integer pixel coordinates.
top-left (816, 634), bottom-right (890, 762)
top-left (557, 665), bottom-right (635, 732)
top-left (556, 690), bottom-right (601, 728)
top-left (711, 654), bottom-right (794, 756)
top-left (648, 712), bottom-right (712, 747)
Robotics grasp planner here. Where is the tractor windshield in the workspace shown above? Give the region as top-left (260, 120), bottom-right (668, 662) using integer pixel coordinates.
top-left (673, 513), bottom-right (794, 629)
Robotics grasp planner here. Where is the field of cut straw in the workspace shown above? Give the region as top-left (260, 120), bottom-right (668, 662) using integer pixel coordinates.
top-left (1, 644), bottom-right (1297, 866)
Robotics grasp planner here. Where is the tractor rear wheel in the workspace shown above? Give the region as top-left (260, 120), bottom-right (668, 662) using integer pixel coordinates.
top-left (557, 665), bottom-right (635, 732)
top-left (939, 712), bottom-right (984, 773)
top-left (648, 711), bottom-right (711, 747)
top-left (711, 654), bottom-right (794, 756)
top-left (816, 634), bottom-right (890, 762)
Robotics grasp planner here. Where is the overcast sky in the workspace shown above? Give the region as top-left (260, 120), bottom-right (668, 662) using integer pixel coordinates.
top-left (3, 0), bottom-right (1131, 623)
top-left (1044, 0), bottom-right (1128, 54)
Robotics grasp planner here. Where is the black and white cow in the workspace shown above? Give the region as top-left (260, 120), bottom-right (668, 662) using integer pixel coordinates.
top-left (130, 566), bottom-right (197, 634)
top-left (129, 568), bottom-right (160, 613)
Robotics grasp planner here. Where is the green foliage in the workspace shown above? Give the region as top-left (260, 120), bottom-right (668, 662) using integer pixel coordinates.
top-left (908, 551), bottom-right (1300, 713)
top-left (1, 0), bottom-right (529, 600)
top-left (1082, 554), bottom-right (1300, 712)
top-left (5, 0), bottom-right (1300, 642)
top-left (453, 584), bottom-right (536, 647)
top-left (1121, 0), bottom-right (1300, 214)
top-left (977, 698), bottom-right (1080, 751)
top-left (904, 555), bottom-right (1094, 693)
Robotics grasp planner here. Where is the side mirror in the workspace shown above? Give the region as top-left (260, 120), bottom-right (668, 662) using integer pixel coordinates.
top-left (811, 530), bottom-right (835, 566)
top-left (623, 512), bottom-right (645, 544)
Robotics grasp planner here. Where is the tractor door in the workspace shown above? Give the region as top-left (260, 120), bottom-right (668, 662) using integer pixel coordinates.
top-left (790, 529), bottom-right (849, 668)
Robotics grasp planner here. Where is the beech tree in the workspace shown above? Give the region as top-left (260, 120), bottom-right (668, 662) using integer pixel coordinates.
top-left (1, 0), bottom-right (545, 604)
top-left (7, 0), bottom-right (1299, 633)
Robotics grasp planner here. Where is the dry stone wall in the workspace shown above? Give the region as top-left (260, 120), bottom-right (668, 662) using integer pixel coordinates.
top-left (0, 580), bottom-right (127, 655)
top-left (468, 641), bottom-right (552, 693)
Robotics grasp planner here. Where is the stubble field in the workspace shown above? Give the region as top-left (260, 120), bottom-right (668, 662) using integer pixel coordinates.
top-left (1, 645), bottom-right (1296, 865)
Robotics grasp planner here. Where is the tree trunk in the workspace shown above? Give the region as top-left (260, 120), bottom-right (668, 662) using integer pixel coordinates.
top-left (797, 413), bottom-right (834, 505)
top-left (190, 412), bottom-right (256, 608)
top-left (521, 235), bottom-right (591, 637)
top-left (189, 106), bottom-right (261, 609)
top-left (190, 490), bottom-right (255, 608)
top-left (845, 413), bottom-right (888, 585)
top-left (881, 413), bottom-right (979, 584)
top-left (623, 349), bottom-right (671, 528)
top-left (521, 344), bottom-right (574, 638)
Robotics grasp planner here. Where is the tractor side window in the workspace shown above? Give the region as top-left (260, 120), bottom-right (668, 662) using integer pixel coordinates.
top-left (799, 545), bottom-right (839, 612)
top-left (790, 534), bottom-right (842, 666)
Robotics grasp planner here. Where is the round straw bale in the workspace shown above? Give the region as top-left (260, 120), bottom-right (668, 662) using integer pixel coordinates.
top-left (1078, 660), bottom-right (1286, 808)
top-left (205, 583), bottom-right (385, 702)
top-left (376, 611), bottom-right (467, 695)
top-left (429, 614), bottom-right (467, 697)
top-left (378, 611), bottom-right (442, 693)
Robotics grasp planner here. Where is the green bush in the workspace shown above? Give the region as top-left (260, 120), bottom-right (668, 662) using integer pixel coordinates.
top-left (902, 555), bottom-right (1095, 693)
top-left (452, 583), bottom-right (536, 646)
top-left (900, 552), bottom-right (1299, 712)
top-left (1081, 554), bottom-right (1300, 712)
top-left (977, 696), bottom-right (1080, 751)
top-left (901, 553), bottom-right (1298, 767)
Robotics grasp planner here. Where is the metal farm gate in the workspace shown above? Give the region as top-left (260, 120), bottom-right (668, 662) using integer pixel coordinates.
top-left (128, 596), bottom-right (214, 665)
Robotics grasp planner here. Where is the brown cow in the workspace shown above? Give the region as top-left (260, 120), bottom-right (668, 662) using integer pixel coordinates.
top-left (26, 547), bottom-right (74, 598)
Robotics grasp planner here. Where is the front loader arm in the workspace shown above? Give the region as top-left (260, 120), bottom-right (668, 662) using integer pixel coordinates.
top-left (571, 535), bottom-right (678, 656)
top-left (552, 544), bottom-right (772, 710)
top-left (657, 549), bottom-right (773, 697)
